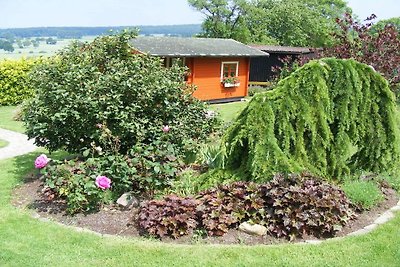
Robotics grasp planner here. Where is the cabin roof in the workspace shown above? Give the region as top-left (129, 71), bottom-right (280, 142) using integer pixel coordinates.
top-left (250, 45), bottom-right (313, 54)
top-left (129, 37), bottom-right (269, 57)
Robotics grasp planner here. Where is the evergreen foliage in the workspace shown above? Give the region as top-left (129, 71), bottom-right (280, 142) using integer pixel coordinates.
top-left (223, 58), bottom-right (400, 180)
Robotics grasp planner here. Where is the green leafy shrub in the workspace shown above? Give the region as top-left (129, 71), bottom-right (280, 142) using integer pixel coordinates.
top-left (223, 58), bottom-right (400, 180)
top-left (128, 139), bottom-right (181, 194)
top-left (42, 138), bottom-right (182, 213)
top-left (196, 181), bottom-right (264, 236)
top-left (0, 58), bottom-right (40, 105)
top-left (23, 31), bottom-right (219, 155)
top-left (258, 173), bottom-right (355, 239)
top-left (138, 195), bottom-right (199, 238)
top-left (43, 160), bottom-right (111, 214)
top-left (341, 180), bottom-right (384, 210)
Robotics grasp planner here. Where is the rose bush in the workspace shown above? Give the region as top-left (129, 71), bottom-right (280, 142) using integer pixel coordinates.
top-left (34, 154), bottom-right (50, 169)
top-left (95, 176), bottom-right (111, 189)
top-left (23, 31), bottom-right (219, 157)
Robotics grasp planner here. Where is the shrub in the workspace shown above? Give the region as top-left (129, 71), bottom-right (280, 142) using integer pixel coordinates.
top-left (127, 139), bottom-right (182, 194)
top-left (258, 173), bottom-right (356, 239)
top-left (23, 31), bottom-right (219, 155)
top-left (138, 195), bottom-right (199, 238)
top-left (41, 138), bottom-right (182, 213)
top-left (0, 58), bottom-right (40, 105)
top-left (223, 58), bottom-right (400, 181)
top-left (43, 160), bottom-right (111, 214)
top-left (196, 181), bottom-right (264, 236)
top-left (341, 180), bottom-right (384, 210)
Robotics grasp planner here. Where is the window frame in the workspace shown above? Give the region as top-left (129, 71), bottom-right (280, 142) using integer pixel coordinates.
top-left (220, 61), bottom-right (239, 81)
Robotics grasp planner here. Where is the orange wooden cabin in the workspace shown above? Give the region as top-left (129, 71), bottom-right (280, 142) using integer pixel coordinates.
top-left (129, 37), bottom-right (268, 102)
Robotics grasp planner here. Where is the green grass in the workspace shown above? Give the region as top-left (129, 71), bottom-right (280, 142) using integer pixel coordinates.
top-left (210, 100), bottom-right (248, 122)
top-left (341, 180), bottom-right (384, 209)
top-left (0, 106), bottom-right (25, 133)
top-left (0, 139), bottom-right (9, 149)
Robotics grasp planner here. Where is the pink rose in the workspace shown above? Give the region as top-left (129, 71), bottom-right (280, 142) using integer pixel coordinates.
top-left (34, 154), bottom-right (50, 169)
top-left (95, 176), bottom-right (111, 189)
top-left (162, 125), bottom-right (170, 133)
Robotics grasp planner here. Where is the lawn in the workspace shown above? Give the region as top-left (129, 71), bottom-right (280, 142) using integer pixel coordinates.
top-left (0, 106), bottom-right (25, 133)
top-left (1, 105), bottom-right (400, 266)
top-left (210, 100), bottom-right (248, 122)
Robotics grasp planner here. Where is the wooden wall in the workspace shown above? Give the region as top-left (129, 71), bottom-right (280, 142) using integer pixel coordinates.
top-left (186, 57), bottom-right (249, 101)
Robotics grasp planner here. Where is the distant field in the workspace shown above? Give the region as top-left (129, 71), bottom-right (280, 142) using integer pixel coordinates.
top-left (0, 36), bottom-right (95, 60)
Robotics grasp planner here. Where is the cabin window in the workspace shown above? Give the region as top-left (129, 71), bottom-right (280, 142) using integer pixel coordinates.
top-left (164, 57), bottom-right (185, 68)
top-left (221, 61), bottom-right (239, 80)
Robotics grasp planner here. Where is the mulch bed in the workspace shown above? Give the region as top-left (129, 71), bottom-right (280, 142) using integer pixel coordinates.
top-left (11, 173), bottom-right (399, 245)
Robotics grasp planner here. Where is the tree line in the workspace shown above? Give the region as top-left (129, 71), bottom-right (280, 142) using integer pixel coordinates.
top-left (0, 25), bottom-right (201, 39)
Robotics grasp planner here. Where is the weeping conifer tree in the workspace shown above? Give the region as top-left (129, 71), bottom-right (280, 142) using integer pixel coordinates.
top-left (223, 58), bottom-right (400, 180)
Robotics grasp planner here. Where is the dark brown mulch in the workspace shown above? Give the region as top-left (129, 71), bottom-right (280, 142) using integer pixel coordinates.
top-left (11, 175), bottom-right (399, 245)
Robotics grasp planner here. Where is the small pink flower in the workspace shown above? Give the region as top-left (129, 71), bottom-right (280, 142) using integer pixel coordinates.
top-left (95, 176), bottom-right (111, 189)
top-left (162, 125), bottom-right (170, 133)
top-left (34, 154), bottom-right (50, 169)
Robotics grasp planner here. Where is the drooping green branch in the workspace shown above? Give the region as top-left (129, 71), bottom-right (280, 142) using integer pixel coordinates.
top-left (223, 58), bottom-right (400, 181)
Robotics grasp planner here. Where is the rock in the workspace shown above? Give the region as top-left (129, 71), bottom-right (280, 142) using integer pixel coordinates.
top-left (238, 222), bottom-right (267, 236)
top-left (305, 239), bottom-right (322, 245)
top-left (348, 228), bottom-right (371, 236)
top-left (390, 205), bottom-right (400, 211)
top-left (116, 192), bottom-right (139, 209)
top-left (374, 211), bottom-right (394, 225)
top-left (363, 223), bottom-right (378, 231)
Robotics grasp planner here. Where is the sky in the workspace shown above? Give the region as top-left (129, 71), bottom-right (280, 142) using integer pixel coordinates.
top-left (0, 0), bottom-right (399, 29)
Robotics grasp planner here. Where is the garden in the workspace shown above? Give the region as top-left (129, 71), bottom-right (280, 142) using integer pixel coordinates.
top-left (1, 30), bottom-right (400, 266)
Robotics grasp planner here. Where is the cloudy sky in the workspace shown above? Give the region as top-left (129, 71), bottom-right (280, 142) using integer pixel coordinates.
top-left (0, 0), bottom-right (398, 28)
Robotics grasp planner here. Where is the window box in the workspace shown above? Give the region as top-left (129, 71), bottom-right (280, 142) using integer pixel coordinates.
top-left (223, 82), bottom-right (240, 88)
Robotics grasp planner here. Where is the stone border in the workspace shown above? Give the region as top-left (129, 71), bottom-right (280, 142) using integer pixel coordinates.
top-left (27, 198), bottom-right (400, 245)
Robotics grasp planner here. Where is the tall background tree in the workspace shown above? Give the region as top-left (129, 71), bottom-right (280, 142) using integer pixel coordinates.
top-left (189, 0), bottom-right (352, 46)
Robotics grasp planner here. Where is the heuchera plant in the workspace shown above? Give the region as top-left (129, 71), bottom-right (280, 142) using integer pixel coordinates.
top-left (138, 194), bottom-right (199, 238)
top-left (138, 173), bottom-right (356, 240)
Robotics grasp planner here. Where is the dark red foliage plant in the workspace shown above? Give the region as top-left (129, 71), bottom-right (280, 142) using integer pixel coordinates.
top-left (138, 174), bottom-right (356, 240)
top-left (258, 173), bottom-right (356, 240)
top-left (196, 181), bottom-right (264, 236)
top-left (137, 195), bottom-right (199, 238)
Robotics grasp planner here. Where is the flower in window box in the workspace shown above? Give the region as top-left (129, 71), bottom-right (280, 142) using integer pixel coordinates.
top-left (222, 76), bottom-right (240, 87)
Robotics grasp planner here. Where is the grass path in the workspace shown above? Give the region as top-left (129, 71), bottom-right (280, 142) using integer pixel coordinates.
top-left (1, 105), bottom-right (400, 266)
